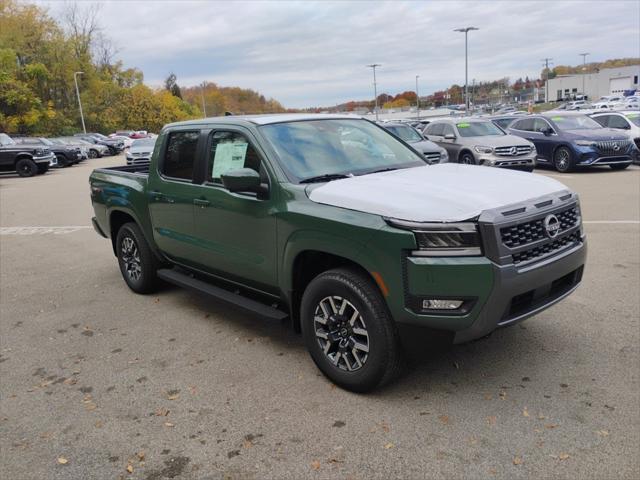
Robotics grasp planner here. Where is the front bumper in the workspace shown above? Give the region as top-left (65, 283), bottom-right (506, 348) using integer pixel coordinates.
top-left (478, 153), bottom-right (536, 170)
top-left (34, 153), bottom-right (55, 165)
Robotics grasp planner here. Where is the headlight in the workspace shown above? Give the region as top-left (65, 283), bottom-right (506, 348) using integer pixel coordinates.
top-left (474, 145), bottom-right (493, 154)
top-left (575, 140), bottom-right (596, 147)
top-left (386, 219), bottom-right (482, 256)
top-left (34, 149), bottom-right (44, 156)
top-left (440, 149), bottom-right (449, 162)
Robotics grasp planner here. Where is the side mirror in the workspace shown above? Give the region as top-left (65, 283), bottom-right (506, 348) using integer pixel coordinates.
top-left (542, 127), bottom-right (554, 136)
top-left (221, 168), bottom-right (261, 193)
top-left (444, 133), bottom-right (456, 140)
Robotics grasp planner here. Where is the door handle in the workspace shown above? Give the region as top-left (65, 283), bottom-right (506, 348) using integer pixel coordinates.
top-left (150, 191), bottom-right (175, 203)
top-left (193, 198), bottom-right (210, 208)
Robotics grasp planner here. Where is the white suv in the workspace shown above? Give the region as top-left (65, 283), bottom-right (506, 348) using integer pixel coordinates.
top-left (591, 111), bottom-right (640, 163)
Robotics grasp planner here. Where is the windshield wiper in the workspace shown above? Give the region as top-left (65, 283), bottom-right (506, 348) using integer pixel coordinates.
top-left (299, 173), bottom-right (352, 184)
top-left (366, 167), bottom-right (399, 175)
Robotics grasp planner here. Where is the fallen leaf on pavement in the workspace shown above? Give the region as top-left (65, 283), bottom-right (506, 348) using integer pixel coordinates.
top-left (559, 453), bottom-right (570, 460)
top-left (384, 442), bottom-right (394, 449)
top-left (439, 415), bottom-right (450, 425)
top-left (137, 451), bottom-right (145, 461)
top-left (597, 430), bottom-right (609, 437)
top-left (164, 422), bottom-right (175, 427)
top-left (523, 407), bottom-right (530, 417)
top-left (155, 408), bottom-right (170, 417)
top-left (311, 460), bottom-right (321, 470)
top-left (499, 391), bottom-right (507, 400)
top-left (126, 464), bottom-right (133, 473)
top-left (545, 424), bottom-right (559, 429)
top-left (57, 457), bottom-right (68, 465)
top-left (513, 456), bottom-right (522, 465)
top-left (487, 416), bottom-right (497, 425)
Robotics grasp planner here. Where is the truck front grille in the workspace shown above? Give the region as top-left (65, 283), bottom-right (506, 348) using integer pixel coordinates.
top-left (494, 145), bottom-right (533, 156)
top-left (424, 152), bottom-right (441, 163)
top-left (595, 140), bottom-right (632, 156)
top-left (500, 206), bottom-right (579, 249)
top-left (512, 231), bottom-right (581, 265)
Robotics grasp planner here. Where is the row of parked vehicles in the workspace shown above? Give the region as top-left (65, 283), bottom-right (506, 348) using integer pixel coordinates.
top-left (396, 108), bottom-right (639, 173)
top-left (0, 130), bottom-right (158, 177)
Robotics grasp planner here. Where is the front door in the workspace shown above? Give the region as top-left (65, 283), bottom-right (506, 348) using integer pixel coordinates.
top-left (191, 127), bottom-right (278, 293)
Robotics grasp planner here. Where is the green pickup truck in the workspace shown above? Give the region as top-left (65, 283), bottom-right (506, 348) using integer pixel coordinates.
top-left (90, 114), bottom-right (586, 392)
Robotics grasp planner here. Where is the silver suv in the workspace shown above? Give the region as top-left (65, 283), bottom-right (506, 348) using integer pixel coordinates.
top-left (424, 118), bottom-right (537, 172)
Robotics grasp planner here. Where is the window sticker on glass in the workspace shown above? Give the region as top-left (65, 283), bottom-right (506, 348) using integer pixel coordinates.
top-left (212, 141), bottom-right (248, 179)
top-left (456, 123), bottom-right (470, 128)
top-left (551, 116), bottom-right (564, 121)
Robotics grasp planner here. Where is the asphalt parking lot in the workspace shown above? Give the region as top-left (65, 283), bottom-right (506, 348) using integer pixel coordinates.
top-left (1, 156), bottom-right (639, 480)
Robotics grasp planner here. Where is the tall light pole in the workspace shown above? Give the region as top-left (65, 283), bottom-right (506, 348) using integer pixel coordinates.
top-left (454, 26), bottom-right (478, 113)
top-left (541, 58), bottom-right (553, 102)
top-left (579, 52), bottom-right (589, 98)
top-left (74, 71), bottom-right (86, 134)
top-left (200, 81), bottom-right (207, 118)
top-left (415, 75), bottom-right (420, 119)
top-left (366, 64), bottom-right (381, 121)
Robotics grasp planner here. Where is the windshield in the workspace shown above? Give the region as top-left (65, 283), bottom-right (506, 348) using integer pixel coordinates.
top-left (0, 133), bottom-right (16, 146)
top-left (625, 113), bottom-right (640, 127)
top-left (92, 133), bottom-right (109, 140)
top-left (132, 138), bottom-right (156, 147)
top-left (548, 114), bottom-right (601, 130)
top-left (456, 121), bottom-right (505, 137)
top-left (39, 138), bottom-right (53, 145)
top-left (260, 119), bottom-right (425, 182)
top-left (385, 125), bottom-right (423, 143)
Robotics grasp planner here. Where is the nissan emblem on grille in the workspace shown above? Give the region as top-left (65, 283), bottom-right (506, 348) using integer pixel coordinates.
top-left (543, 214), bottom-right (560, 238)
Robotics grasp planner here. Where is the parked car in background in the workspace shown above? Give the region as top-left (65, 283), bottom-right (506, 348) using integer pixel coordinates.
top-left (59, 137), bottom-right (108, 158)
top-left (0, 133), bottom-right (54, 177)
top-left (566, 100), bottom-right (590, 110)
top-left (125, 137), bottom-right (157, 166)
top-left (490, 115), bottom-right (520, 130)
top-left (112, 130), bottom-right (135, 138)
top-left (131, 131), bottom-right (149, 139)
top-left (14, 137), bottom-right (82, 167)
top-left (109, 135), bottom-right (134, 149)
top-left (590, 111), bottom-right (640, 164)
top-left (507, 112), bottom-right (634, 172)
top-left (50, 137), bottom-right (88, 160)
top-left (379, 122), bottom-right (449, 164)
top-left (495, 106), bottom-right (518, 114)
top-left (74, 133), bottom-right (124, 155)
top-left (423, 118), bottom-right (536, 171)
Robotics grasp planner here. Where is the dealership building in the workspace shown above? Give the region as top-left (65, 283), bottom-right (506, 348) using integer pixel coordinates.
top-left (546, 65), bottom-right (640, 101)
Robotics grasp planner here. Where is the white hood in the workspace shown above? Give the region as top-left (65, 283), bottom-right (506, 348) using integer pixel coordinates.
top-left (307, 164), bottom-right (569, 222)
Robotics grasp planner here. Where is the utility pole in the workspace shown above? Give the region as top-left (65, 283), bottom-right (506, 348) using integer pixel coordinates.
top-left (366, 64), bottom-right (381, 121)
top-left (200, 82), bottom-right (207, 118)
top-left (579, 53), bottom-right (590, 98)
top-left (415, 75), bottom-right (420, 119)
top-left (541, 58), bottom-right (553, 103)
top-left (454, 26), bottom-right (479, 113)
top-left (74, 71), bottom-right (86, 134)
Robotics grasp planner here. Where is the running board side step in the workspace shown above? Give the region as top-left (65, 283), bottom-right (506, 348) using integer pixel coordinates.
top-left (157, 268), bottom-right (288, 321)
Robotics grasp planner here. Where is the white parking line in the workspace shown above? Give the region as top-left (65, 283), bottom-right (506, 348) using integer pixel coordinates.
top-left (0, 226), bottom-right (92, 235)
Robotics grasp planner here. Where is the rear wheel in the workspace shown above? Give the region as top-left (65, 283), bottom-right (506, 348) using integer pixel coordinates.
top-left (15, 158), bottom-right (38, 177)
top-left (88, 149), bottom-right (98, 159)
top-left (459, 152), bottom-right (476, 165)
top-left (610, 163), bottom-right (630, 171)
top-left (553, 146), bottom-right (574, 172)
top-left (116, 222), bottom-right (160, 294)
top-left (301, 267), bottom-right (403, 392)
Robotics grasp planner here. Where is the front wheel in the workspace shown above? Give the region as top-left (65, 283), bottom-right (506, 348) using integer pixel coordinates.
top-left (610, 163), bottom-right (630, 171)
top-left (88, 149), bottom-right (99, 159)
top-left (553, 146), bottom-right (574, 172)
top-left (116, 222), bottom-right (160, 294)
top-left (459, 152), bottom-right (476, 165)
top-left (15, 158), bottom-right (38, 177)
top-left (300, 268), bottom-right (403, 392)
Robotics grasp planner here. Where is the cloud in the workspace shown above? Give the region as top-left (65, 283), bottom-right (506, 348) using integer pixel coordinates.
top-left (38, 0), bottom-right (640, 107)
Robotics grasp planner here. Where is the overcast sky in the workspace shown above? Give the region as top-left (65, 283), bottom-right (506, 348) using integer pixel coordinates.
top-left (38, 0), bottom-right (640, 108)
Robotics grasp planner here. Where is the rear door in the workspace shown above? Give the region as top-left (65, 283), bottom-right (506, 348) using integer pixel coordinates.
top-left (189, 126), bottom-right (278, 293)
top-left (147, 129), bottom-right (205, 266)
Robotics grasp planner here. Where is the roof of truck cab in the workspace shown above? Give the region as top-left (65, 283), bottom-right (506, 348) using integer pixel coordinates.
top-left (165, 113), bottom-right (364, 129)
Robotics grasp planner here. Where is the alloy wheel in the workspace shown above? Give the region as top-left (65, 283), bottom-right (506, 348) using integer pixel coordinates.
top-left (555, 148), bottom-right (570, 171)
top-left (313, 295), bottom-right (370, 372)
top-left (120, 236), bottom-right (142, 281)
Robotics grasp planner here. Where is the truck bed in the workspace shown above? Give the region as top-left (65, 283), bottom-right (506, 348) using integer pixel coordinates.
top-left (93, 164), bottom-right (149, 175)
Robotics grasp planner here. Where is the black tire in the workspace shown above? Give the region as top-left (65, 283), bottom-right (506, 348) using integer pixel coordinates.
top-left (610, 163), bottom-right (630, 171)
top-left (37, 163), bottom-right (49, 174)
top-left (553, 146), bottom-right (574, 173)
top-left (116, 222), bottom-right (160, 294)
top-left (459, 151), bottom-right (476, 165)
top-left (55, 154), bottom-right (69, 167)
top-left (15, 158), bottom-right (38, 177)
top-left (88, 149), bottom-right (99, 159)
top-left (300, 267), bottom-right (403, 392)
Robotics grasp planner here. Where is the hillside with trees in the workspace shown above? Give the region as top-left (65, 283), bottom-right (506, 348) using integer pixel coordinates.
top-left (0, 0), bottom-right (285, 135)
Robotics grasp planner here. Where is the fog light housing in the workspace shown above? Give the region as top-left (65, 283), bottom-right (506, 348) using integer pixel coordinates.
top-left (422, 299), bottom-right (464, 310)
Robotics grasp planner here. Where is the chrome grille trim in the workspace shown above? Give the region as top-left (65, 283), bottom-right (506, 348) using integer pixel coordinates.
top-left (494, 145), bottom-right (533, 156)
top-left (595, 140), bottom-right (632, 156)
